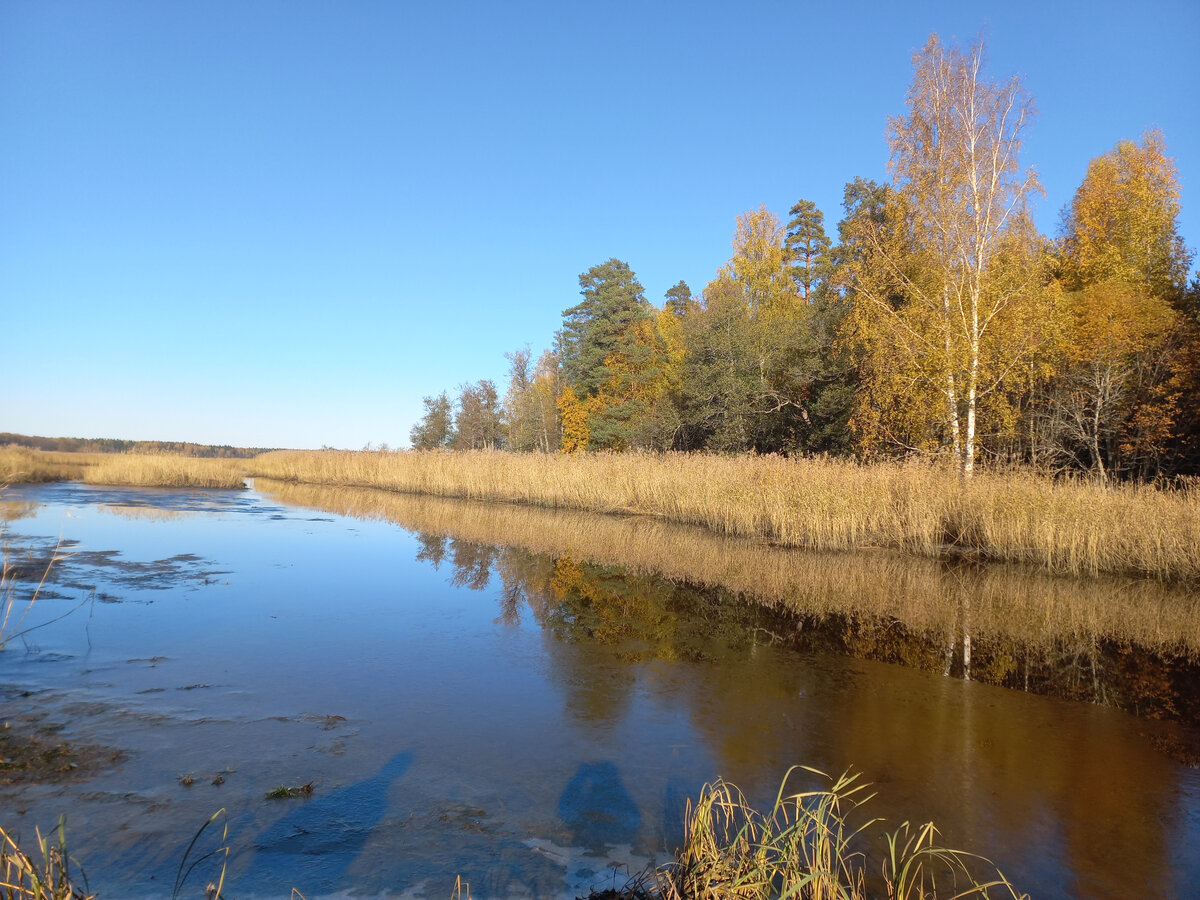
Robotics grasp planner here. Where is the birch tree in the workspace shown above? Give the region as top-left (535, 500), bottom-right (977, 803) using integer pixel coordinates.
top-left (846, 35), bottom-right (1043, 475)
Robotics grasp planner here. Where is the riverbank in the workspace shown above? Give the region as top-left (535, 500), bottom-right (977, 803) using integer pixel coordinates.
top-left (249, 449), bottom-right (1199, 581)
top-left (5, 446), bottom-right (1198, 580)
top-left (0, 447), bottom-right (246, 490)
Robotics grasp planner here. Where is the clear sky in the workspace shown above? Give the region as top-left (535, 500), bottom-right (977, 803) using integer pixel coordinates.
top-left (3, 1), bottom-right (1197, 450)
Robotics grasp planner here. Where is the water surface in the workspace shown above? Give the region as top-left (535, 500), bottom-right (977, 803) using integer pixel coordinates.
top-left (1, 481), bottom-right (1197, 899)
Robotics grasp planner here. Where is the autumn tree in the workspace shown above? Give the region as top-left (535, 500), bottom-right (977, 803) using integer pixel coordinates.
top-left (409, 392), bottom-right (455, 449)
top-left (453, 379), bottom-right (505, 450)
top-left (1047, 131), bottom-right (1196, 478)
top-left (590, 318), bottom-right (679, 449)
top-left (1059, 131), bottom-right (1191, 302)
top-left (682, 206), bottom-right (839, 451)
top-left (842, 35), bottom-right (1044, 474)
top-left (557, 386), bottom-right (590, 453)
top-left (555, 259), bottom-right (678, 449)
top-left (1042, 283), bottom-right (1176, 477)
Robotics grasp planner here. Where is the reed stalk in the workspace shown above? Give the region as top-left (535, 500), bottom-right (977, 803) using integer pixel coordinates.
top-left (657, 768), bottom-right (1027, 900)
top-left (0, 819), bottom-right (93, 900)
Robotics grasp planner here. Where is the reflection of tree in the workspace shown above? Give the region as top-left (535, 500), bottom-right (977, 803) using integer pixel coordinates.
top-left (263, 478), bottom-right (1200, 663)
top-left (415, 534), bottom-right (448, 569)
top-left (447, 539), bottom-right (497, 592)
top-left (419, 528), bottom-right (1200, 730)
top-left (401, 522), bottom-right (1191, 894)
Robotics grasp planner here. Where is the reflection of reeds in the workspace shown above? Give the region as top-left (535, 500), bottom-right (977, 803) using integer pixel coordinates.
top-left (81, 456), bottom-right (246, 490)
top-left (1, 550), bottom-right (35, 651)
top-left (254, 479), bottom-right (1200, 658)
top-left (249, 451), bottom-right (1200, 580)
top-left (97, 504), bottom-right (198, 523)
top-left (659, 768), bottom-right (1026, 900)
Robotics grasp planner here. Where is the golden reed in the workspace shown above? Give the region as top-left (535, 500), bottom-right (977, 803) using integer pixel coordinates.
top-left (249, 450), bottom-right (1200, 581)
top-left (1, 447), bottom-right (245, 490)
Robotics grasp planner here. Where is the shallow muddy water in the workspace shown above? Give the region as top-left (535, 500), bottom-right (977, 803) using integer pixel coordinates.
top-left (1, 481), bottom-right (1198, 899)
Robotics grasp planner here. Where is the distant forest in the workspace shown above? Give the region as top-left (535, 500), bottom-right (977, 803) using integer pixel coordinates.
top-left (0, 433), bottom-right (272, 459)
top-left (411, 35), bottom-right (1200, 481)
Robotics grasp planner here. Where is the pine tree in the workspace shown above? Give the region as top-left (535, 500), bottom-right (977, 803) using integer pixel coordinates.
top-left (784, 199), bottom-right (832, 303)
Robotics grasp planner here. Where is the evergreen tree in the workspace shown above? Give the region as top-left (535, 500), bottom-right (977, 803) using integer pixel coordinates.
top-left (558, 259), bottom-right (653, 397)
top-left (784, 199), bottom-right (832, 303)
top-left (664, 280), bottom-right (696, 317)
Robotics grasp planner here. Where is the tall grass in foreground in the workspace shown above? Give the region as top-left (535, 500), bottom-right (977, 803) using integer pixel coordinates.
top-left (0, 770), bottom-right (1025, 900)
top-left (250, 450), bottom-right (1200, 580)
top-left (81, 455), bottom-right (247, 490)
top-left (0, 820), bottom-right (92, 900)
top-left (660, 768), bottom-right (1026, 900)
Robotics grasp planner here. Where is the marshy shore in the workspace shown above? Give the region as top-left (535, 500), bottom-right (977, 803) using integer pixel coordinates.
top-left (4, 445), bottom-right (1197, 581)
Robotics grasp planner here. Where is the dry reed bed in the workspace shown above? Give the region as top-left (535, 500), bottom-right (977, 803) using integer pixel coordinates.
top-left (256, 480), bottom-right (1200, 657)
top-left (81, 455), bottom-right (247, 489)
top-left (0, 447), bottom-right (100, 484)
top-left (1, 448), bottom-right (247, 490)
top-left (250, 451), bottom-right (1200, 580)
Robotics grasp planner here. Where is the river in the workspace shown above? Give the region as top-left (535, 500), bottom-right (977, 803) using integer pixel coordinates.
top-left (1, 481), bottom-right (1197, 899)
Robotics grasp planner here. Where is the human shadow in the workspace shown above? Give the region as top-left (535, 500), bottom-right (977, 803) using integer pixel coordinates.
top-left (247, 750), bottom-right (414, 891)
top-left (558, 761), bottom-right (641, 851)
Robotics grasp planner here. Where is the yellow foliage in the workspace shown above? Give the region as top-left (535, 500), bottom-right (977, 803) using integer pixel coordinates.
top-left (1060, 130), bottom-right (1191, 297)
top-left (655, 307), bottom-right (686, 394)
top-left (557, 387), bottom-right (590, 453)
top-left (727, 205), bottom-right (796, 314)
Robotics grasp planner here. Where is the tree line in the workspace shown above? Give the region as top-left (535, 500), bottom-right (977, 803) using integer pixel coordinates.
top-left (411, 35), bottom-right (1199, 480)
top-left (0, 432), bottom-right (273, 458)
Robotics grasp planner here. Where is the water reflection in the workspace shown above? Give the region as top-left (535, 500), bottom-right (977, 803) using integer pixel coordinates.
top-left (249, 480), bottom-right (1200, 897)
top-left (257, 479), bottom-right (1200, 731)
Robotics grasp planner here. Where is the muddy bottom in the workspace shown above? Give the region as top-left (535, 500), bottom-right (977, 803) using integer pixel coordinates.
top-left (0, 688), bottom-right (125, 788)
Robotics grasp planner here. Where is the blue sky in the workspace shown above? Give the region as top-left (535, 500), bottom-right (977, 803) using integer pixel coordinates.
top-left (3, 1), bottom-right (1197, 449)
